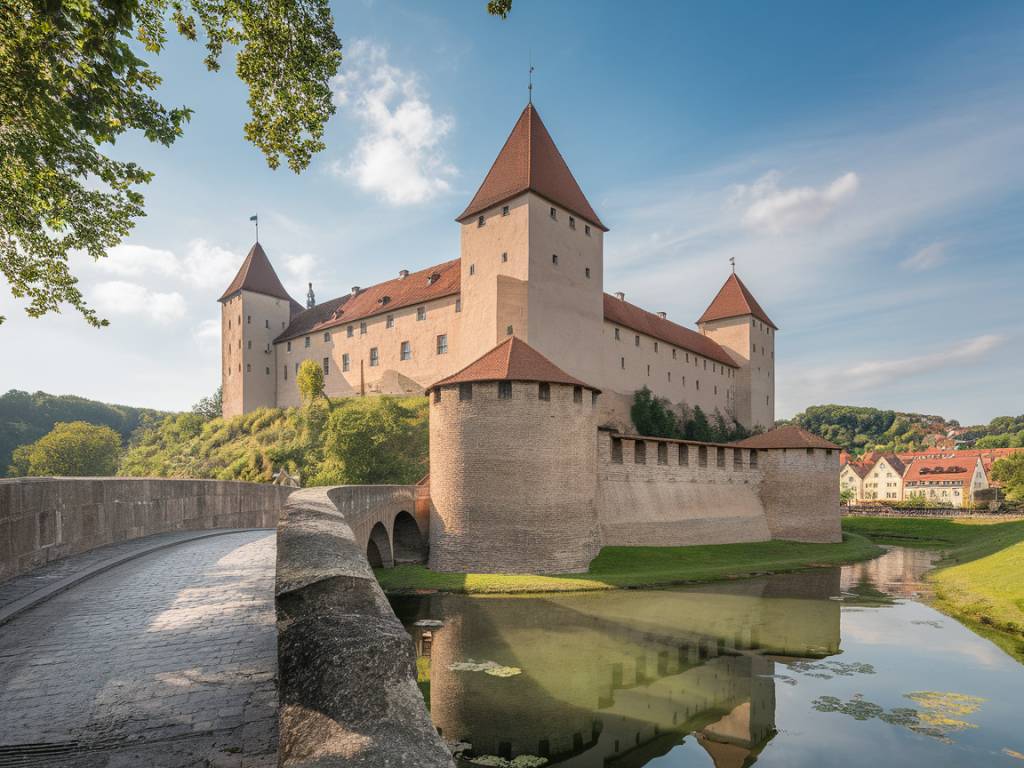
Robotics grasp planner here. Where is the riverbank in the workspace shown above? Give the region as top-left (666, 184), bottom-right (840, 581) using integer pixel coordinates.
top-left (844, 516), bottom-right (1024, 662)
top-left (376, 533), bottom-right (883, 595)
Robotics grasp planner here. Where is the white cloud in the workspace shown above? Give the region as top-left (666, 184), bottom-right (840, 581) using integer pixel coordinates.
top-left (902, 241), bottom-right (948, 271)
top-left (92, 281), bottom-right (187, 324)
top-left (284, 253), bottom-right (318, 278)
top-left (181, 239), bottom-right (241, 289)
top-left (330, 40), bottom-right (456, 205)
top-left (194, 318), bottom-right (220, 340)
top-left (735, 170), bottom-right (859, 234)
top-left (95, 244), bottom-right (180, 277)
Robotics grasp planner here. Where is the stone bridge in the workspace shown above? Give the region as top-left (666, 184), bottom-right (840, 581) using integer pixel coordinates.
top-left (0, 478), bottom-right (448, 768)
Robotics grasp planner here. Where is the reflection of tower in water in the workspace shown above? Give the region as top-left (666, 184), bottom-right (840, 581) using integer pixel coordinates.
top-left (418, 571), bottom-right (840, 766)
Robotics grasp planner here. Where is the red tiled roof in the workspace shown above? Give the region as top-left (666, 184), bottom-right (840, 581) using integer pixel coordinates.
top-left (219, 242), bottom-right (298, 307)
top-left (731, 425), bottom-right (839, 450)
top-left (430, 336), bottom-right (598, 392)
top-left (457, 103), bottom-right (607, 231)
top-left (898, 447), bottom-right (1024, 472)
top-left (902, 457), bottom-right (980, 486)
top-left (604, 294), bottom-right (737, 368)
top-left (844, 462), bottom-right (870, 478)
top-left (697, 273), bottom-right (777, 330)
top-left (276, 259), bottom-right (460, 343)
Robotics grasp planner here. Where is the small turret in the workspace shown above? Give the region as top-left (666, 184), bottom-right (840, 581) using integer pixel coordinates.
top-left (306, 282), bottom-right (315, 309)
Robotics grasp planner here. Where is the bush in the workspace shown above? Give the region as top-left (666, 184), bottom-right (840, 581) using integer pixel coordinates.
top-left (9, 421), bottom-right (121, 477)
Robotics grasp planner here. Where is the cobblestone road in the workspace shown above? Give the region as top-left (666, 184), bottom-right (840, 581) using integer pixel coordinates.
top-left (0, 531), bottom-right (277, 767)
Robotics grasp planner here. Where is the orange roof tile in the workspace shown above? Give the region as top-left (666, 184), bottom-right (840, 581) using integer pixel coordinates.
top-left (731, 425), bottom-right (838, 450)
top-left (457, 103), bottom-right (607, 231)
top-left (902, 457), bottom-right (980, 486)
top-left (697, 273), bottom-right (777, 330)
top-left (220, 242), bottom-right (300, 310)
top-left (604, 294), bottom-right (737, 368)
top-left (276, 259), bottom-right (460, 343)
top-left (430, 336), bottom-right (598, 392)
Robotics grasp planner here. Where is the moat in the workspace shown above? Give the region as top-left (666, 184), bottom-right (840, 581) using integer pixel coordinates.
top-left (390, 548), bottom-right (1024, 767)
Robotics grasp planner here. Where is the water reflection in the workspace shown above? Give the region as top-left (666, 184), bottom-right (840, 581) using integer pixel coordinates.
top-left (392, 548), bottom-right (1024, 767)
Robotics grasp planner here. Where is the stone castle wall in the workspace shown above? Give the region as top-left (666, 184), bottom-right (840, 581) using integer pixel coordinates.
top-left (428, 380), bottom-right (601, 574)
top-left (759, 448), bottom-right (842, 543)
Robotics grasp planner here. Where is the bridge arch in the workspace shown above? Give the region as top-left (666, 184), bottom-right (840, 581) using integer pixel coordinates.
top-left (367, 522), bottom-right (394, 569)
top-left (392, 510), bottom-right (427, 565)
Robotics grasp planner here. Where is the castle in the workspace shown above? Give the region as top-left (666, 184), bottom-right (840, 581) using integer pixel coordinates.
top-left (219, 103), bottom-right (776, 432)
top-left (219, 102), bottom-right (841, 573)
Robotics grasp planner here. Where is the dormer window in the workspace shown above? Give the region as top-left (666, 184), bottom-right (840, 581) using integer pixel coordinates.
top-left (378, 295), bottom-right (390, 305)
top-left (550, 207), bottom-right (557, 220)
top-left (477, 215), bottom-right (485, 227)
top-left (502, 205), bottom-right (509, 216)
top-left (427, 272), bottom-right (440, 285)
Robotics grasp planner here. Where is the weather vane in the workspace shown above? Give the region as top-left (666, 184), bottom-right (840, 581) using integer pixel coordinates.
top-left (528, 51), bottom-right (534, 104)
top-left (729, 256), bottom-right (735, 273)
top-left (250, 214), bottom-right (259, 243)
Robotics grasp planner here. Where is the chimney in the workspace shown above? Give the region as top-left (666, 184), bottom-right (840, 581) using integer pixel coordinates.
top-left (614, 291), bottom-right (625, 301)
top-left (351, 286), bottom-right (360, 296)
top-left (656, 311), bottom-right (667, 319)
top-left (398, 269), bottom-right (409, 280)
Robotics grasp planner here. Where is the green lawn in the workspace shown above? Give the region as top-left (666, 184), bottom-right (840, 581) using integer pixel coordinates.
top-left (844, 515), bottom-right (1024, 661)
top-left (375, 533), bottom-right (883, 595)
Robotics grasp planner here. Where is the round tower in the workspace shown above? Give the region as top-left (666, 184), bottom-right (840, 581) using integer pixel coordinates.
top-left (427, 337), bottom-right (600, 574)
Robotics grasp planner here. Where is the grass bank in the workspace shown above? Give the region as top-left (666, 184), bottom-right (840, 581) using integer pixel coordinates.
top-left (843, 516), bottom-right (1024, 662)
top-left (376, 533), bottom-right (882, 595)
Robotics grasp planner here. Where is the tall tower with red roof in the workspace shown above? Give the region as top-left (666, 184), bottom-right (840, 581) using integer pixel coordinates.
top-left (697, 272), bottom-right (778, 430)
top-left (455, 103), bottom-right (609, 386)
top-left (219, 242), bottom-right (302, 418)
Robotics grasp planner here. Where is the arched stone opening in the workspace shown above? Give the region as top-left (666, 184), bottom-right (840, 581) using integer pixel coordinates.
top-left (367, 522), bottom-right (393, 569)
top-left (392, 510), bottom-right (426, 564)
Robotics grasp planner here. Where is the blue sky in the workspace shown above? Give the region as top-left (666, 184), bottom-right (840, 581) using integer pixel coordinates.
top-left (1, 0), bottom-right (1022, 424)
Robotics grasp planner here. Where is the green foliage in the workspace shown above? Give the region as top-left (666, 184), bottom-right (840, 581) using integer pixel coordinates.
top-left (1, 389), bottom-right (171, 476)
top-left (296, 359), bottom-right (326, 406)
top-left (191, 387), bottom-right (222, 420)
top-left (0, 0), bottom-right (340, 326)
top-left (630, 387), bottom-right (679, 438)
top-left (991, 454), bottom-right (1024, 501)
top-left (629, 388), bottom-right (749, 443)
top-left (119, 396), bottom-right (428, 484)
top-left (840, 487), bottom-right (855, 504)
top-left (10, 420), bottom-right (121, 476)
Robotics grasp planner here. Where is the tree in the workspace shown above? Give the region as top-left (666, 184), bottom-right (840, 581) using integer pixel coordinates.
top-left (9, 420), bottom-right (121, 476)
top-left (686, 405), bottom-right (713, 442)
top-left (1, 1), bottom-right (510, 327)
top-left (840, 487), bottom-right (855, 505)
top-left (191, 387), bottom-right (223, 420)
top-left (630, 387), bottom-right (679, 438)
top-left (991, 454), bottom-right (1024, 502)
top-left (296, 359), bottom-right (327, 406)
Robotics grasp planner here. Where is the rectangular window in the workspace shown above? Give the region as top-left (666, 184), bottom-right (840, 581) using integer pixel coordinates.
top-left (501, 251), bottom-right (508, 263)
top-left (386, 315), bottom-right (394, 328)
top-left (552, 254), bottom-right (559, 265)
top-left (294, 362), bottom-right (299, 374)
top-left (502, 205), bottom-right (509, 216)
top-left (247, 315), bottom-right (251, 324)
top-left (573, 385), bottom-right (582, 403)
top-left (247, 340), bottom-right (252, 349)
top-left (477, 215), bottom-right (485, 227)
top-left (433, 388), bottom-right (441, 403)
top-left (620, 356), bottom-right (625, 369)
top-left (265, 366), bottom-right (270, 374)
top-left (716, 448), bottom-right (725, 468)
top-left (538, 382), bottom-right (550, 401)
top-left (658, 443), bottom-right (668, 465)
top-left (679, 445), bottom-right (689, 466)
top-left (806, 447), bottom-right (814, 456)
top-left (265, 319), bottom-right (269, 329)
top-left (635, 441), bottom-right (646, 464)
top-left (506, 324), bottom-right (513, 336)
top-left (585, 267), bottom-right (591, 279)
top-left (304, 336), bottom-right (311, 348)
top-left (417, 306), bottom-right (426, 321)
top-left (369, 347), bottom-right (379, 366)
top-left (592, 391), bottom-right (598, 406)
top-left (611, 437), bottom-right (623, 464)
top-left (360, 321), bottom-right (367, 335)
top-left (342, 353), bottom-right (350, 372)
top-left (635, 335), bottom-right (640, 347)
top-left (672, 349), bottom-right (676, 359)
top-left (400, 341), bottom-right (411, 361)
top-left (246, 363), bottom-right (251, 372)
top-left (585, 224), bottom-right (591, 236)
top-left (654, 342), bottom-right (659, 352)
top-left (614, 328), bottom-right (620, 340)
top-left (569, 216), bottom-right (576, 230)
top-left (287, 341), bottom-right (292, 352)
top-left (322, 357), bottom-right (330, 375)
top-left (455, 298), bottom-right (462, 312)
top-left (699, 446), bottom-right (708, 468)
top-left (283, 365), bottom-right (288, 380)
top-left (459, 382), bottom-right (472, 401)
top-left (733, 449), bottom-right (742, 469)
top-left (436, 334), bottom-right (448, 354)
top-left (469, 264), bottom-right (475, 276)
top-left (323, 332), bottom-right (330, 342)
top-left (498, 381), bottom-right (512, 399)
top-left (347, 325), bottom-right (354, 337)
top-left (550, 207), bottom-right (557, 220)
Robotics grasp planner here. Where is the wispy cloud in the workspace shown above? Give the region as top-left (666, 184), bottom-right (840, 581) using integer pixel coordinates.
top-left (330, 40), bottom-right (456, 205)
top-left (734, 170), bottom-right (859, 234)
top-left (92, 281), bottom-right (187, 324)
top-left (901, 241), bottom-right (948, 272)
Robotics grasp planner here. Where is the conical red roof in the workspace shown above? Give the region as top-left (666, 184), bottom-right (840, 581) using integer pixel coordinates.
top-left (219, 242), bottom-right (297, 304)
top-left (457, 104), bottom-right (606, 231)
top-left (430, 336), bottom-right (598, 392)
top-left (697, 273), bottom-right (777, 329)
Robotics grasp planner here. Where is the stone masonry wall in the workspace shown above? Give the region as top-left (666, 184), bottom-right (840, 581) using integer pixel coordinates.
top-left (759, 448), bottom-right (842, 543)
top-left (429, 380), bottom-right (600, 574)
top-left (0, 477), bottom-right (292, 582)
top-left (596, 432), bottom-right (771, 547)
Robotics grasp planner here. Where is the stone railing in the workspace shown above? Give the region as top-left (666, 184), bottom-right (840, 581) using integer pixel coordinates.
top-left (0, 477), bottom-right (292, 581)
top-left (275, 486), bottom-right (453, 768)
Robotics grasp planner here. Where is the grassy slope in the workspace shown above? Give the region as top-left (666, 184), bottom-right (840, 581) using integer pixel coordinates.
top-left (843, 516), bottom-right (1024, 661)
top-left (376, 533), bottom-right (882, 595)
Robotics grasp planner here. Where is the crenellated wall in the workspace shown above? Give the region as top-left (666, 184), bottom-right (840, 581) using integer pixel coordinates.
top-left (0, 477), bottom-right (292, 582)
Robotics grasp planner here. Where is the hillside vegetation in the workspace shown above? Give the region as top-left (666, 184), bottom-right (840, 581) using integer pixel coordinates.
top-left (785, 404), bottom-right (1024, 455)
top-left (1, 390), bottom-right (171, 475)
top-left (119, 396), bottom-right (429, 485)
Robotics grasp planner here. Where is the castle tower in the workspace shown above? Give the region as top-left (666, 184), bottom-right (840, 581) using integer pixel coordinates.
top-left (697, 273), bottom-right (777, 430)
top-left (454, 103), bottom-right (608, 386)
top-left (426, 337), bottom-right (601, 573)
top-left (219, 242), bottom-right (301, 418)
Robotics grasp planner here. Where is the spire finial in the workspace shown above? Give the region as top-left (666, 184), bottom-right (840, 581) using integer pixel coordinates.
top-left (250, 214), bottom-right (259, 243)
top-left (528, 51), bottom-right (534, 104)
top-left (729, 256), bottom-right (736, 274)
